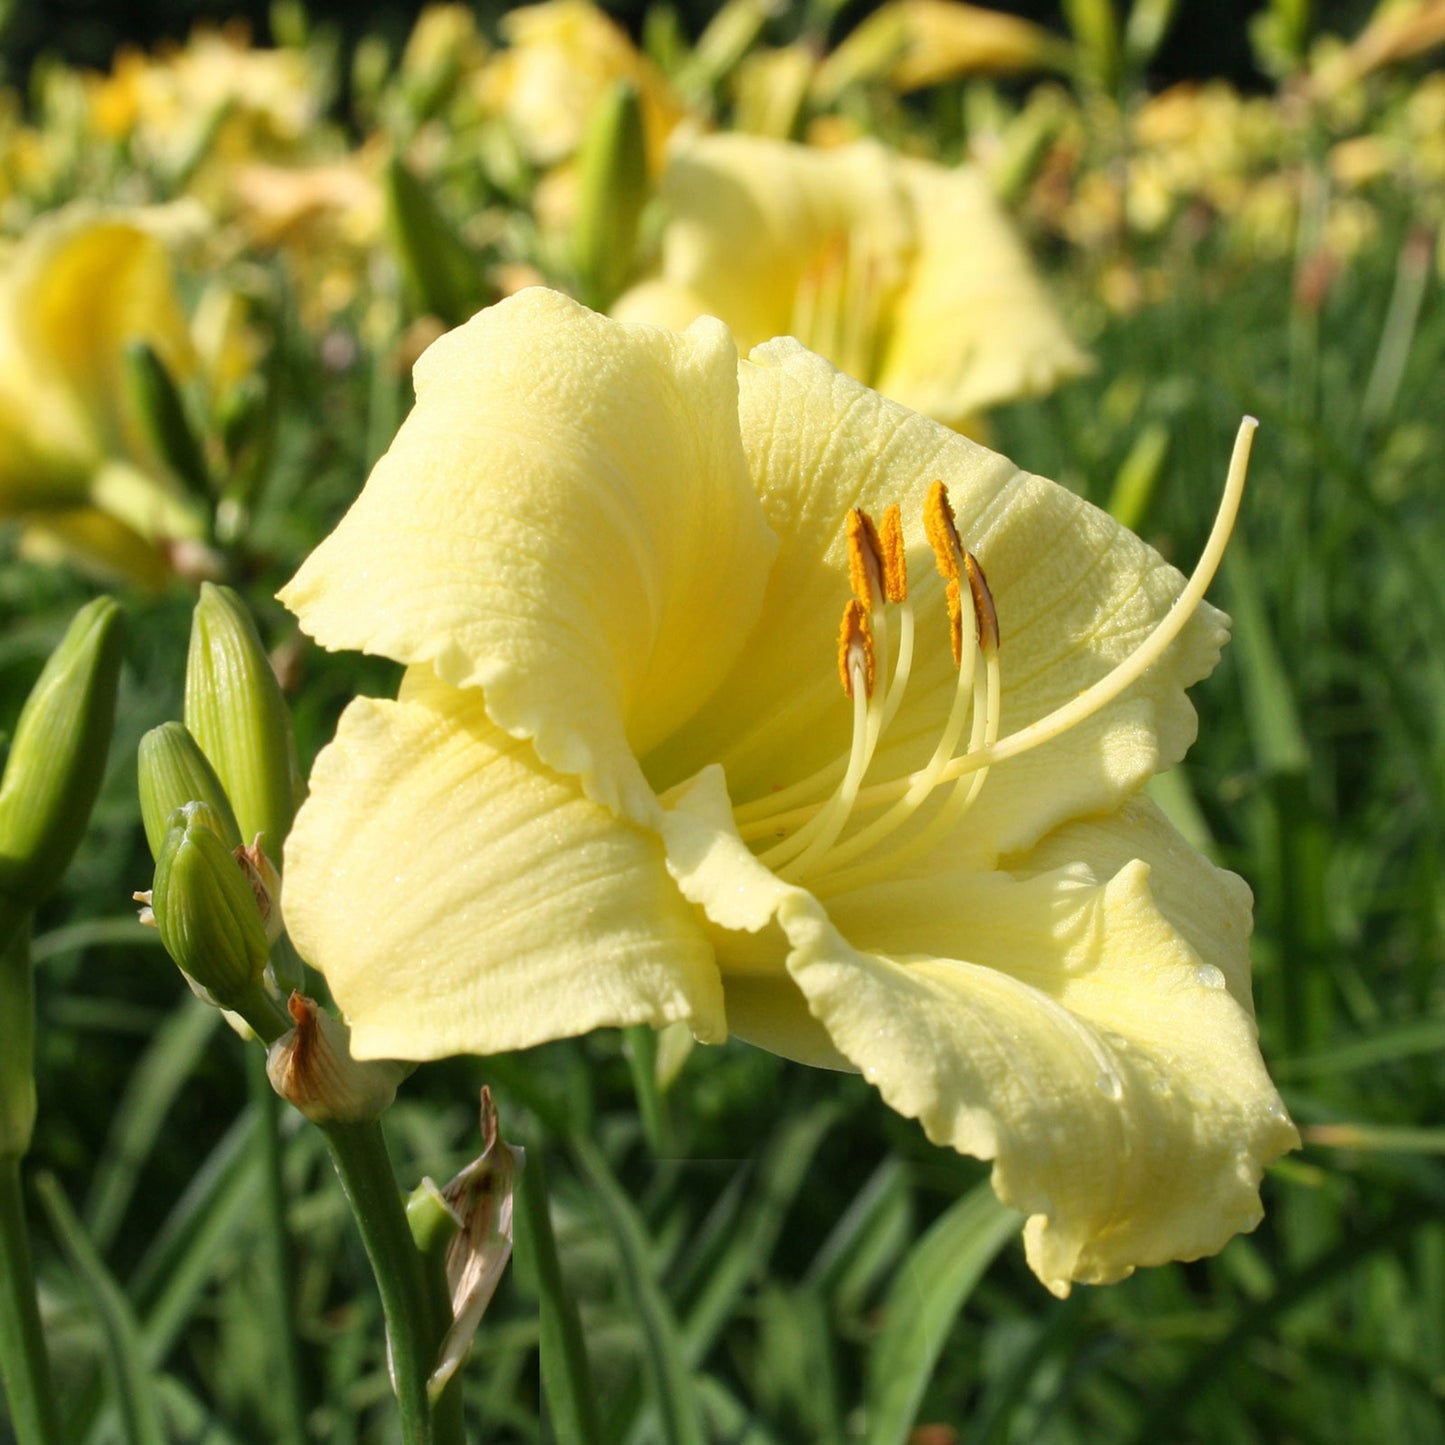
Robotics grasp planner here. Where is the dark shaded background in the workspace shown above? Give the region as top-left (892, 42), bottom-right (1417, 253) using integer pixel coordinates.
top-left (2, 0), bottom-right (1381, 91)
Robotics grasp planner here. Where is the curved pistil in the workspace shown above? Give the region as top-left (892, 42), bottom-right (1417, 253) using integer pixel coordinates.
top-left (738, 417), bottom-right (1257, 892)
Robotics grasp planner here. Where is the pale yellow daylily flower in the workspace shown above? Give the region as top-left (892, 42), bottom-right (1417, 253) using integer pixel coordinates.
top-left (477, 0), bottom-right (685, 173)
top-left (280, 289), bottom-right (1296, 1296)
top-left (86, 25), bottom-right (322, 185)
top-left (612, 134), bottom-right (1089, 430)
top-left (0, 206), bottom-right (209, 586)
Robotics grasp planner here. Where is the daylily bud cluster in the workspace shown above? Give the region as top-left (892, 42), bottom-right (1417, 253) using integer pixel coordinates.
top-left (137, 583), bottom-right (408, 1126)
top-left (137, 586), bottom-right (295, 1034)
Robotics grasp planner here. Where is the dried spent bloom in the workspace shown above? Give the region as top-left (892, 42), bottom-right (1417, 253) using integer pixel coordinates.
top-left (280, 288), bottom-right (1296, 1295)
top-left (407, 1088), bottom-right (522, 1397)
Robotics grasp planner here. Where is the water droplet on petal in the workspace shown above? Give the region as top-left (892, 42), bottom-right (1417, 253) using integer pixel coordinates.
top-left (1194, 963), bottom-right (1226, 990)
top-left (1095, 1072), bottom-right (1124, 1101)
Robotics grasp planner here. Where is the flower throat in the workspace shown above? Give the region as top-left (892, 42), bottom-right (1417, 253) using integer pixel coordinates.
top-left (732, 418), bottom-right (1258, 895)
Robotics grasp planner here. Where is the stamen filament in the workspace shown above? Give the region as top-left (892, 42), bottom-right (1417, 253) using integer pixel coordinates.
top-left (822, 647), bottom-right (1001, 889)
top-left (740, 416), bottom-right (1255, 852)
top-left (855, 415), bottom-right (1256, 808)
top-left (811, 610), bottom-right (979, 872)
top-left (760, 652), bottom-right (873, 870)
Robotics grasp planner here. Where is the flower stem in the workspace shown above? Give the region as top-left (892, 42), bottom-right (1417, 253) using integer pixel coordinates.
top-left (321, 1119), bottom-right (463, 1444)
top-left (244, 1048), bottom-right (309, 1445)
top-left (0, 1153), bottom-right (62, 1445)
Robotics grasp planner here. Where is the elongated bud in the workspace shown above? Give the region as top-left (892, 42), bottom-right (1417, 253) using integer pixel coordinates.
top-left (123, 340), bottom-right (213, 504)
top-left (0, 598), bottom-right (124, 919)
top-left (267, 993), bottom-right (410, 1124)
top-left (138, 721), bottom-right (242, 859)
top-left (1124, 0), bottom-right (1179, 67)
top-left (184, 584), bottom-right (302, 863)
top-left (681, 0), bottom-right (772, 93)
top-left (382, 154), bottom-right (485, 327)
top-left (1063, 0), bottom-right (1120, 91)
top-left (151, 807), bottom-right (271, 1009)
top-left (572, 80), bottom-right (649, 311)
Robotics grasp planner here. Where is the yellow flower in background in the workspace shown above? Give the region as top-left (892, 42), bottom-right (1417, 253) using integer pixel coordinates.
top-left (85, 24), bottom-right (324, 202)
top-left (815, 0), bottom-right (1067, 102)
top-left (613, 134), bottom-right (1089, 430)
top-left (0, 207), bottom-right (210, 587)
top-left (280, 289), bottom-right (1296, 1295)
top-left (477, 0), bottom-right (685, 173)
top-left (229, 153), bottom-right (384, 326)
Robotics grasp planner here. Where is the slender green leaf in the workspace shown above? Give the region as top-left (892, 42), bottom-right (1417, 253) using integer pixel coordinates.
top-left (571, 1137), bottom-right (707, 1445)
top-left (682, 1100), bottom-right (840, 1363)
top-left (864, 1180), bottom-right (1017, 1445)
top-left (84, 998), bottom-right (220, 1251)
top-left (515, 1147), bottom-right (603, 1445)
top-left (35, 1173), bottom-right (167, 1445)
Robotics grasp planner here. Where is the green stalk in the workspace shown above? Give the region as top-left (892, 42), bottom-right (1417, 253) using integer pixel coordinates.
top-left (321, 1120), bottom-right (463, 1444)
top-left (245, 1049), bottom-right (309, 1445)
top-left (0, 1154), bottom-right (62, 1445)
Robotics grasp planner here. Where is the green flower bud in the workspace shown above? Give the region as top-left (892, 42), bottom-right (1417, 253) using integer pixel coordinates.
top-left (685, 0), bottom-right (773, 92)
top-left (383, 154), bottom-right (486, 327)
top-left (151, 814), bottom-right (270, 1009)
top-left (0, 598), bottom-right (124, 920)
top-left (266, 993), bottom-right (410, 1124)
top-left (122, 340), bottom-right (213, 504)
top-left (572, 80), bottom-right (649, 312)
top-left (184, 584), bottom-right (302, 863)
top-left (405, 1177), bottom-right (459, 1257)
top-left (137, 721), bottom-right (242, 860)
top-left (1063, 0), bottom-right (1120, 90)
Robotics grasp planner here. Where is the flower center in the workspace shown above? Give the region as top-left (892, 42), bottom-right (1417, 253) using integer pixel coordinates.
top-left (790, 228), bottom-right (902, 390)
top-left (732, 417), bottom-right (1258, 895)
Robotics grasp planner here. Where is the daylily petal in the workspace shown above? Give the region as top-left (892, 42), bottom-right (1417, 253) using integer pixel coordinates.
top-left (8, 210), bottom-right (196, 462)
top-left (15, 507), bottom-right (175, 590)
top-left (483, 0), bottom-right (686, 171)
top-left (875, 160), bottom-right (1092, 424)
top-left (610, 277), bottom-right (720, 334)
top-left (633, 134), bottom-right (914, 357)
top-left (280, 287), bottom-right (777, 822)
top-left (647, 340), bottom-right (1226, 860)
top-left (282, 669), bottom-right (724, 1061)
top-left (659, 764), bottom-right (849, 1070)
top-left (787, 796), bottom-right (1297, 1296)
top-left (614, 135), bottom-right (1085, 427)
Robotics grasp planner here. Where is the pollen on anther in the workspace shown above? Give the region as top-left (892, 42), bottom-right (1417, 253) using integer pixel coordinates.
top-left (846, 509), bottom-right (885, 610)
top-left (963, 551), bottom-right (1000, 656)
top-left (879, 504), bottom-right (908, 602)
top-left (924, 481), bottom-right (963, 582)
top-left (945, 577), bottom-right (965, 667)
top-left (837, 598), bottom-right (876, 698)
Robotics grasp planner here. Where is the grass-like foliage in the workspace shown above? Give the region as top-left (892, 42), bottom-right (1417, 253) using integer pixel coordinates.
top-left (1, 1), bottom-right (1443, 1439)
